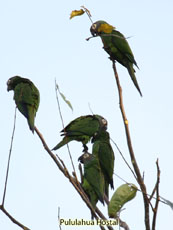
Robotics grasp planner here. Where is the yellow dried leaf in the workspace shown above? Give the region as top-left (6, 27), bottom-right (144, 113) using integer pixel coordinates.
top-left (70, 9), bottom-right (85, 19)
top-left (98, 23), bottom-right (115, 33)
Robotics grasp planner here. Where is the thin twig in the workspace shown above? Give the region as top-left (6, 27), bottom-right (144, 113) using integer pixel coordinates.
top-left (95, 207), bottom-right (113, 230)
top-left (159, 196), bottom-right (173, 207)
top-left (152, 159), bottom-right (160, 230)
top-left (119, 219), bottom-right (130, 230)
top-left (55, 80), bottom-right (65, 126)
top-left (2, 107), bottom-right (17, 205)
top-left (111, 138), bottom-right (137, 180)
top-left (0, 107), bottom-right (30, 230)
top-left (149, 160), bottom-right (160, 203)
top-left (54, 80), bottom-right (77, 179)
top-left (114, 172), bottom-right (167, 208)
top-left (112, 60), bottom-right (150, 230)
top-left (88, 103), bottom-right (94, 115)
top-left (86, 34), bottom-right (129, 41)
top-left (149, 187), bottom-right (157, 203)
top-left (81, 5), bottom-right (93, 24)
top-left (0, 205), bottom-right (30, 230)
top-left (78, 163), bottom-right (83, 183)
top-left (58, 207), bottom-right (62, 230)
top-left (114, 173), bottom-right (131, 184)
top-left (35, 126), bottom-right (65, 173)
top-left (149, 166), bottom-right (160, 212)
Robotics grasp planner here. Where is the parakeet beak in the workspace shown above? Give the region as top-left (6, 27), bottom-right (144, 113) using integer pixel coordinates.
top-left (7, 84), bottom-right (12, 91)
top-left (7, 81), bottom-right (12, 91)
top-left (7, 86), bottom-right (11, 91)
top-left (78, 152), bottom-right (90, 163)
top-left (90, 27), bottom-right (96, 37)
top-left (78, 154), bottom-right (84, 163)
top-left (90, 24), bottom-right (97, 37)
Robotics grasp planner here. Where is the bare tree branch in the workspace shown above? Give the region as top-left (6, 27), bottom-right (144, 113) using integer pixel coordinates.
top-left (0, 107), bottom-right (31, 230)
top-left (0, 205), bottom-right (29, 230)
top-left (112, 60), bottom-right (150, 230)
top-left (78, 163), bottom-right (83, 183)
top-left (152, 159), bottom-right (160, 230)
top-left (119, 219), bottom-right (130, 230)
top-left (0, 205), bottom-right (30, 230)
top-left (2, 107), bottom-right (17, 205)
top-left (149, 159), bottom-right (160, 203)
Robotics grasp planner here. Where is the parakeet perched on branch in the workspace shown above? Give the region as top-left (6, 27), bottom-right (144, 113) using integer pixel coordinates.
top-left (7, 76), bottom-right (40, 133)
top-left (92, 130), bottom-right (115, 198)
top-left (90, 20), bottom-right (142, 96)
top-left (78, 152), bottom-right (105, 218)
top-left (52, 115), bottom-right (107, 151)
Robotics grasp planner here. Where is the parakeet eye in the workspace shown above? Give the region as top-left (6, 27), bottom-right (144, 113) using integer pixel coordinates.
top-left (7, 79), bottom-right (11, 85)
top-left (102, 118), bottom-right (107, 126)
top-left (84, 153), bottom-right (90, 158)
top-left (92, 23), bottom-right (97, 30)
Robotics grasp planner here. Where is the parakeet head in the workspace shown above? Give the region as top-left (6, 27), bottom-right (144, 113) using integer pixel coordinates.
top-left (90, 20), bottom-right (115, 36)
top-left (90, 21), bottom-right (107, 36)
top-left (7, 76), bottom-right (23, 91)
top-left (94, 115), bottom-right (108, 131)
top-left (78, 152), bottom-right (92, 164)
top-left (92, 130), bottom-right (110, 143)
top-left (7, 75), bottom-right (32, 91)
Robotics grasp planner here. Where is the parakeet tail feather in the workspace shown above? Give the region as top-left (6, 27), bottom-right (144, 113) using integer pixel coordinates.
top-left (127, 64), bottom-right (142, 96)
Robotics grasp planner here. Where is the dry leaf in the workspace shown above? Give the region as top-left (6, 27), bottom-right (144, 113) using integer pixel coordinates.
top-left (70, 9), bottom-right (85, 19)
top-left (56, 84), bottom-right (73, 111)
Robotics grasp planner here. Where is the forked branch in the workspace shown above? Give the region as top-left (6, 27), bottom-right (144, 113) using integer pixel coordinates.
top-left (152, 159), bottom-right (160, 230)
top-left (112, 60), bottom-right (150, 230)
top-left (0, 205), bottom-right (30, 230)
top-left (34, 126), bottom-right (114, 230)
top-left (0, 107), bottom-right (30, 230)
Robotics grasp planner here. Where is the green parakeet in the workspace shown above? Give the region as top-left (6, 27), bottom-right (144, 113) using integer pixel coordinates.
top-left (7, 76), bottom-right (40, 133)
top-left (78, 152), bottom-right (105, 218)
top-left (52, 115), bottom-right (107, 151)
top-left (90, 20), bottom-right (142, 96)
top-left (92, 130), bottom-right (115, 198)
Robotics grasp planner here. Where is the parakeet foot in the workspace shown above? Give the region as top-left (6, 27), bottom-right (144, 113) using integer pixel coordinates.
top-left (109, 56), bottom-right (116, 62)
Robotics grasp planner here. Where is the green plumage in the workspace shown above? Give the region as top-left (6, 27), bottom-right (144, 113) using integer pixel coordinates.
top-left (92, 130), bottom-right (115, 198)
top-left (52, 115), bottom-right (107, 151)
top-left (79, 152), bottom-right (105, 218)
top-left (7, 76), bottom-right (40, 133)
top-left (90, 20), bottom-right (142, 96)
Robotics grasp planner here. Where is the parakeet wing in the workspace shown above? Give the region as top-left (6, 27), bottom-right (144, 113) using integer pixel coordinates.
top-left (14, 83), bottom-right (39, 118)
top-left (53, 115), bottom-right (107, 150)
top-left (14, 82), bottom-right (39, 132)
top-left (82, 178), bottom-right (98, 208)
top-left (61, 115), bottom-right (100, 136)
top-left (111, 30), bottom-right (137, 66)
top-left (84, 156), bottom-right (105, 204)
top-left (52, 135), bottom-right (91, 150)
top-left (93, 140), bottom-right (114, 189)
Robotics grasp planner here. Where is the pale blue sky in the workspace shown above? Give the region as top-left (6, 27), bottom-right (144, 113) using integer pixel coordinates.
top-left (1, 0), bottom-right (173, 229)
